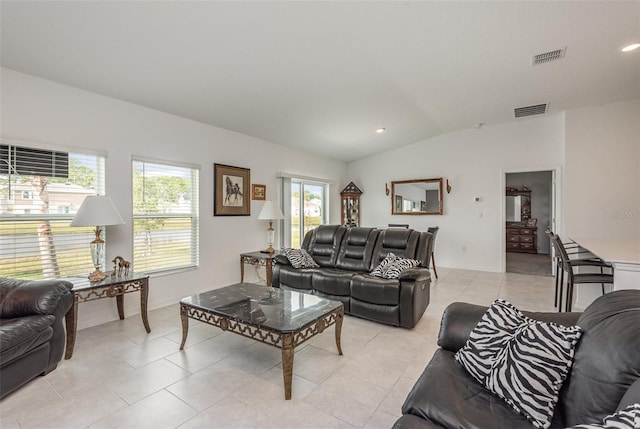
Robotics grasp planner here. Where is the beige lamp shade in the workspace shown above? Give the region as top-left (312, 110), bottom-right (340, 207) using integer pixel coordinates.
top-left (71, 195), bottom-right (125, 227)
top-left (258, 200), bottom-right (284, 220)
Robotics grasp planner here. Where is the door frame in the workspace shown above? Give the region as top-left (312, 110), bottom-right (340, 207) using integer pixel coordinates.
top-left (500, 166), bottom-right (563, 273)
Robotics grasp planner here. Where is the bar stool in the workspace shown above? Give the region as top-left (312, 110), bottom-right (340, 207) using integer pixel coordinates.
top-left (546, 230), bottom-right (600, 309)
top-left (550, 234), bottom-right (613, 312)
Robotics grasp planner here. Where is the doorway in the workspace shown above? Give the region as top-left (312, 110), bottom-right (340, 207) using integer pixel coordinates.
top-left (504, 170), bottom-right (554, 276)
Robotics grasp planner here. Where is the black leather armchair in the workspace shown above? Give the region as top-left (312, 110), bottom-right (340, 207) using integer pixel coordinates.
top-left (394, 290), bottom-right (640, 428)
top-left (0, 277), bottom-right (73, 398)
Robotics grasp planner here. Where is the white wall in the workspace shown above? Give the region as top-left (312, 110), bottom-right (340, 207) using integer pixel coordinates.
top-left (1, 68), bottom-right (348, 328)
top-left (348, 114), bottom-right (565, 272)
top-left (565, 98), bottom-right (640, 241)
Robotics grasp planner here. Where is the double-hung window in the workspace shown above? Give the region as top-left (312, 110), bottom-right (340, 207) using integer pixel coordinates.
top-left (0, 143), bottom-right (105, 279)
top-left (132, 158), bottom-right (199, 274)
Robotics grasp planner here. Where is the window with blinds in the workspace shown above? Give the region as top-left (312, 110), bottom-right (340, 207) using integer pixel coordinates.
top-left (0, 144), bottom-right (105, 279)
top-left (132, 159), bottom-right (199, 274)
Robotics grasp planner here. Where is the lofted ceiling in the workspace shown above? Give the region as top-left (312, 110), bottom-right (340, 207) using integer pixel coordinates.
top-left (1, 1), bottom-right (639, 163)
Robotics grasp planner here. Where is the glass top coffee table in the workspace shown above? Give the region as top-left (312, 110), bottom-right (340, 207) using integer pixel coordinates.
top-left (179, 283), bottom-right (344, 399)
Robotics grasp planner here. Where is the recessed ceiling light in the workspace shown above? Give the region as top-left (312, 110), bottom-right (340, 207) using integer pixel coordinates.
top-left (376, 128), bottom-right (386, 134)
top-left (621, 43), bottom-right (640, 52)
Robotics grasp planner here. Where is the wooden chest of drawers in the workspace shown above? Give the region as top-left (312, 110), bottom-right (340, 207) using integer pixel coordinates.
top-left (506, 224), bottom-right (537, 254)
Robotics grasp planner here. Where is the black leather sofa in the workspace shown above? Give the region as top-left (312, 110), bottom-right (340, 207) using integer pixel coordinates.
top-left (0, 277), bottom-right (73, 398)
top-left (272, 225), bottom-right (432, 328)
top-left (393, 289), bottom-right (640, 428)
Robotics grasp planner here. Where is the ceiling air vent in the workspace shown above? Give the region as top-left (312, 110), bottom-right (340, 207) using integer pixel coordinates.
top-left (531, 47), bottom-right (566, 65)
top-left (514, 103), bottom-right (548, 118)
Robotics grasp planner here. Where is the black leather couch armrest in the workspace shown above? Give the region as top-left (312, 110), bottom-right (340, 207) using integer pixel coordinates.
top-left (0, 278), bottom-right (73, 318)
top-left (437, 302), bottom-right (487, 352)
top-left (398, 267), bottom-right (431, 282)
top-left (274, 255), bottom-right (290, 265)
top-left (437, 302), bottom-right (582, 352)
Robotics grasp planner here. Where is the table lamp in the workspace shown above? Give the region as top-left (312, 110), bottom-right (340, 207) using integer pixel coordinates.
top-left (258, 200), bottom-right (285, 254)
top-left (70, 195), bottom-right (124, 282)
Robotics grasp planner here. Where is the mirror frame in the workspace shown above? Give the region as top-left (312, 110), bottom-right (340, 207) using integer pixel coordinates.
top-left (391, 178), bottom-right (443, 215)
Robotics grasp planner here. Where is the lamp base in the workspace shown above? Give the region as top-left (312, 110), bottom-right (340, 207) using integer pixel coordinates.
top-left (261, 245), bottom-right (276, 254)
top-left (88, 269), bottom-right (108, 283)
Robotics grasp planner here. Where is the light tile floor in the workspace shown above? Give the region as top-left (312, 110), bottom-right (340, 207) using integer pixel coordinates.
top-left (0, 268), bottom-right (558, 429)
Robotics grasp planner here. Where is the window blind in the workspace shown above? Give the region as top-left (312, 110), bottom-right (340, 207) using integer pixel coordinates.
top-left (0, 144), bottom-right (105, 279)
top-left (132, 159), bottom-right (199, 274)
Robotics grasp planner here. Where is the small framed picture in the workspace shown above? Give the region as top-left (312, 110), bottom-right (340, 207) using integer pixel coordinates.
top-left (526, 218), bottom-right (537, 227)
top-left (252, 184), bottom-right (266, 200)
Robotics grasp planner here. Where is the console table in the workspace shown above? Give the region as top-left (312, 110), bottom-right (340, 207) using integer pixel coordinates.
top-left (64, 272), bottom-right (151, 359)
top-left (240, 251), bottom-right (279, 287)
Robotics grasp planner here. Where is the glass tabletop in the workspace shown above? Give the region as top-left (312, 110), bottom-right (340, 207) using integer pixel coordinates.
top-left (181, 283), bottom-right (342, 333)
top-left (63, 272), bottom-right (149, 291)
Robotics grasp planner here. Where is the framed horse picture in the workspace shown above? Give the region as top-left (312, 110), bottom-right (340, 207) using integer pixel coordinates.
top-left (214, 163), bottom-right (251, 216)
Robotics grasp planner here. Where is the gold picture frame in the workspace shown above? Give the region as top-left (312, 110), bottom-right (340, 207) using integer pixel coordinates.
top-left (252, 184), bottom-right (266, 200)
top-left (214, 163), bottom-right (251, 216)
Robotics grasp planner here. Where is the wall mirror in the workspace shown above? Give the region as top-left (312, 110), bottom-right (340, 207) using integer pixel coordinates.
top-left (391, 178), bottom-right (443, 215)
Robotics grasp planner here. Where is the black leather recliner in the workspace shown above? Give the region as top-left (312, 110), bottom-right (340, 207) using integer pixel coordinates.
top-left (393, 289), bottom-right (640, 428)
top-left (273, 225), bottom-right (432, 328)
top-left (0, 277), bottom-right (73, 398)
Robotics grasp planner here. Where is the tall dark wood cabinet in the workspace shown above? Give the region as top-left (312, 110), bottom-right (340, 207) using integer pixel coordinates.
top-left (341, 182), bottom-right (362, 228)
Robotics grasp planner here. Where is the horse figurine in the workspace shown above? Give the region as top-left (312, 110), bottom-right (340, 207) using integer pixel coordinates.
top-left (224, 176), bottom-right (243, 204)
top-left (111, 256), bottom-right (131, 276)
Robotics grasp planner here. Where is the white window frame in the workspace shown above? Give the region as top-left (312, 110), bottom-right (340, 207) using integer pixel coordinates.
top-left (278, 174), bottom-right (330, 248)
top-left (132, 157), bottom-right (200, 275)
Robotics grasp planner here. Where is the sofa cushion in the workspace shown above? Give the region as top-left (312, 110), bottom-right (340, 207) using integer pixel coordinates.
top-left (402, 348), bottom-right (542, 429)
top-left (370, 228), bottom-right (421, 270)
top-left (455, 300), bottom-right (583, 429)
top-left (0, 315), bottom-right (54, 365)
top-left (351, 274), bottom-right (399, 305)
top-left (282, 248), bottom-right (319, 269)
top-left (276, 265), bottom-right (316, 290)
top-left (304, 225), bottom-right (346, 268)
top-left (312, 269), bottom-right (356, 296)
top-left (559, 290), bottom-right (640, 427)
top-left (335, 228), bottom-right (378, 272)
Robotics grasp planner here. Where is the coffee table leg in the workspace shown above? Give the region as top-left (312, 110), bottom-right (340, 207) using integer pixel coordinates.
top-left (64, 295), bottom-right (78, 359)
top-left (180, 306), bottom-right (189, 350)
top-left (335, 308), bottom-right (344, 356)
top-left (282, 333), bottom-right (294, 400)
top-left (141, 279), bottom-right (151, 333)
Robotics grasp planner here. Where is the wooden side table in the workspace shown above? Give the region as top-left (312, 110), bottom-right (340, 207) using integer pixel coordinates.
top-left (64, 272), bottom-right (151, 359)
top-left (240, 251), bottom-right (279, 287)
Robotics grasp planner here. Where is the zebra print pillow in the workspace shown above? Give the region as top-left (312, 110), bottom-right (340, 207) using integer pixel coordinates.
top-left (455, 300), bottom-right (583, 429)
top-left (370, 252), bottom-right (421, 279)
top-left (282, 248), bottom-right (319, 269)
top-left (370, 252), bottom-right (398, 277)
top-left (567, 404), bottom-right (640, 429)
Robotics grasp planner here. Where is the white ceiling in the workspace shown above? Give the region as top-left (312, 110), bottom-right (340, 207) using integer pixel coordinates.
top-left (1, 1), bottom-right (639, 163)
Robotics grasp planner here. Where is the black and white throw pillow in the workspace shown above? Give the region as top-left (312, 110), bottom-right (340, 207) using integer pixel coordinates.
top-left (370, 252), bottom-right (420, 279)
top-left (370, 253), bottom-right (398, 277)
top-left (567, 403), bottom-right (640, 429)
top-left (455, 299), bottom-right (583, 429)
top-left (282, 248), bottom-right (319, 269)
top-left (380, 257), bottom-right (421, 279)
